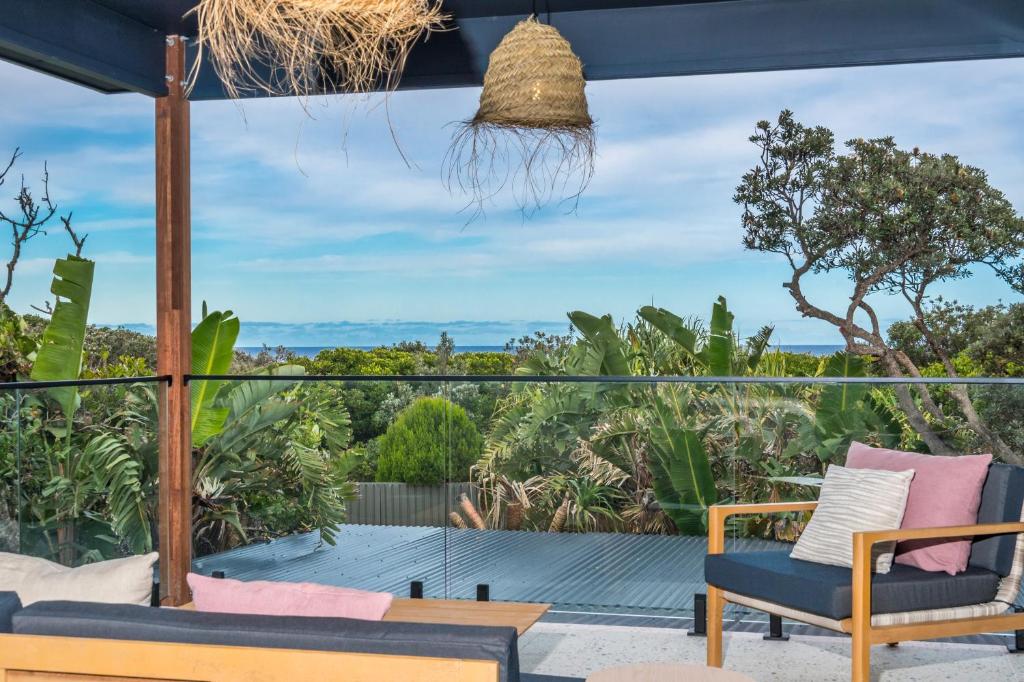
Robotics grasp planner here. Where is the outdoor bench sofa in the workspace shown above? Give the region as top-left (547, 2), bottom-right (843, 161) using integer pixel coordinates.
top-left (0, 595), bottom-right (580, 682)
top-left (704, 462), bottom-right (1024, 682)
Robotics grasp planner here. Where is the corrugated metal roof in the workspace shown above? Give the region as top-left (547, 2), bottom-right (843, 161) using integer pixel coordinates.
top-left (193, 525), bottom-right (780, 613)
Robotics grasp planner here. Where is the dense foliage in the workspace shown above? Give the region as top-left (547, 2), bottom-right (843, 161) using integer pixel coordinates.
top-left (470, 296), bottom-right (907, 538)
top-left (376, 397), bottom-right (483, 485)
top-left (888, 301), bottom-right (1024, 378)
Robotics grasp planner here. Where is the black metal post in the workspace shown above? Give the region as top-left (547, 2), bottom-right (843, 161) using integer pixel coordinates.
top-left (476, 584), bottom-right (490, 602)
top-left (764, 613), bottom-right (789, 641)
top-left (687, 593), bottom-right (707, 637)
top-left (410, 580), bottom-right (423, 599)
top-left (1009, 605), bottom-right (1024, 653)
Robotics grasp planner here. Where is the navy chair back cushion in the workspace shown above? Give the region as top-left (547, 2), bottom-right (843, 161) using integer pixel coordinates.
top-left (969, 463), bottom-right (1024, 576)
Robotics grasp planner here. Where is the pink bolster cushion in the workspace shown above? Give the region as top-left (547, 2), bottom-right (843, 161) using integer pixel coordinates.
top-left (187, 572), bottom-right (394, 620)
top-left (845, 442), bottom-right (992, 575)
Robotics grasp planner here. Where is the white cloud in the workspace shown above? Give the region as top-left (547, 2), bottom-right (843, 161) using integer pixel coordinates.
top-left (2, 56), bottom-right (1023, 333)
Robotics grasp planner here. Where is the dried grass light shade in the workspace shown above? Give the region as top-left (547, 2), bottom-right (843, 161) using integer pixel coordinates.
top-left (187, 0), bottom-right (448, 99)
top-left (445, 16), bottom-right (596, 216)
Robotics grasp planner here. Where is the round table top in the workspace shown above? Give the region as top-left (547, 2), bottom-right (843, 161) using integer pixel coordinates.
top-left (586, 662), bottom-right (756, 682)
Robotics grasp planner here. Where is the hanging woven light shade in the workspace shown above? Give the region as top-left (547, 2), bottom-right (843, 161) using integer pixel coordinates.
top-left (187, 0), bottom-right (448, 99)
top-left (445, 16), bottom-right (596, 215)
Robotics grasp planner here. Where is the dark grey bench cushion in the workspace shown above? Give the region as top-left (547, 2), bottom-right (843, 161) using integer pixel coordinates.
top-left (970, 463), bottom-right (1024, 576)
top-left (13, 601), bottom-right (519, 682)
top-left (0, 592), bottom-right (21, 633)
top-left (705, 551), bottom-right (1000, 620)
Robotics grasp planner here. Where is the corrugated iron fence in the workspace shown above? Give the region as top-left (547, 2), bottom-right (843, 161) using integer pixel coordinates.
top-left (346, 482), bottom-right (478, 527)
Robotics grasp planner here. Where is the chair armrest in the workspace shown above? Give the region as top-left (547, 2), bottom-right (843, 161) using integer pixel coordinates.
top-left (855, 521), bottom-right (1024, 547)
top-left (707, 501), bottom-right (818, 554)
top-left (850, 521), bottom-right (1024, 625)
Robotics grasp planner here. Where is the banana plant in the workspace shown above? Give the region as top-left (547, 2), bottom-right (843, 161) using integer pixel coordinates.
top-left (191, 365), bottom-right (355, 554)
top-left (187, 310), bottom-right (358, 553)
top-left (566, 311), bottom-right (630, 376)
top-left (640, 296), bottom-right (772, 376)
top-left (647, 390), bottom-right (718, 534)
top-left (483, 296), bottom-right (772, 537)
top-left (703, 296), bottom-right (735, 376)
top-left (20, 256), bottom-right (154, 561)
top-left (635, 307), bottom-right (699, 358)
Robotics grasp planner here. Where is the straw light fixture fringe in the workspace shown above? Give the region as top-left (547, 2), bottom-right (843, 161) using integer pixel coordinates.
top-left (187, 0), bottom-right (448, 99)
top-left (444, 16), bottom-right (596, 217)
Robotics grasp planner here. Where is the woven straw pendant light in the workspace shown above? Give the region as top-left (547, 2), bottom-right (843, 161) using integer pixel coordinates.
top-left (445, 16), bottom-right (596, 216)
top-left (187, 0), bottom-right (448, 99)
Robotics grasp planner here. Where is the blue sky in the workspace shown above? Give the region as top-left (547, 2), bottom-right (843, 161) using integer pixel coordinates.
top-left (1, 57), bottom-right (1022, 347)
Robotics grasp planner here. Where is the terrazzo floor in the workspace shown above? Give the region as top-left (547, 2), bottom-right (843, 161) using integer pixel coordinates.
top-left (519, 622), bottom-right (1024, 681)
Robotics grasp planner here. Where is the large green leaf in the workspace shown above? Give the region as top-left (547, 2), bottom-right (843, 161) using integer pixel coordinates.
top-left (30, 255), bottom-right (95, 421)
top-left (219, 364), bottom-right (304, 419)
top-left (648, 393), bottom-right (718, 534)
top-left (638, 306), bottom-right (699, 356)
top-left (816, 352), bottom-right (870, 434)
top-left (567, 311), bottom-right (630, 376)
top-left (700, 296), bottom-right (735, 376)
top-left (190, 309), bottom-right (240, 447)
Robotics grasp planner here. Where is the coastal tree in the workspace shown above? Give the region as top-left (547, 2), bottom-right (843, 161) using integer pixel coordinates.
top-left (735, 110), bottom-right (1024, 462)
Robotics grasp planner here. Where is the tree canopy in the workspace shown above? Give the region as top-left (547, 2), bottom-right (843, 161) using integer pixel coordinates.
top-left (736, 110), bottom-right (1024, 462)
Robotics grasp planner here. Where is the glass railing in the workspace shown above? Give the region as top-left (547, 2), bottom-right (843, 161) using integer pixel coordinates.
top-left (4, 371), bottom-right (1020, 637)
top-left (183, 373), bottom-right (1024, 632)
top-left (1, 376), bottom-right (166, 566)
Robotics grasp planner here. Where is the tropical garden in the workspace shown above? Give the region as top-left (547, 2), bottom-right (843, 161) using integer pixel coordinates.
top-left (0, 110), bottom-right (1022, 564)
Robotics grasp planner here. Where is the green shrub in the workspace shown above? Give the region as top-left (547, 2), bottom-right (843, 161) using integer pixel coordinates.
top-left (306, 347), bottom-right (419, 375)
top-left (375, 397), bottom-right (482, 485)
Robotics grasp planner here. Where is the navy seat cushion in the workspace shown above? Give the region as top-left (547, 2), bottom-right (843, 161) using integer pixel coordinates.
top-left (13, 601), bottom-right (519, 682)
top-left (705, 551), bottom-right (1000, 621)
top-left (969, 463), bottom-right (1024, 576)
top-left (0, 591), bottom-right (21, 633)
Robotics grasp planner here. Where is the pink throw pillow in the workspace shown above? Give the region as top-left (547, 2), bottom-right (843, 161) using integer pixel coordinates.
top-left (187, 573), bottom-right (393, 620)
top-left (845, 442), bottom-right (991, 575)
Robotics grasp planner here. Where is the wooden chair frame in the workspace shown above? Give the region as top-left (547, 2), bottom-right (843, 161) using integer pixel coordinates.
top-left (706, 501), bottom-right (1024, 682)
top-left (0, 632), bottom-right (500, 682)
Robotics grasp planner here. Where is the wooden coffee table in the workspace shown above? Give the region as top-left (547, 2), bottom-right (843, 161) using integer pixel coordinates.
top-left (587, 663), bottom-right (755, 681)
top-left (383, 598), bottom-right (549, 636)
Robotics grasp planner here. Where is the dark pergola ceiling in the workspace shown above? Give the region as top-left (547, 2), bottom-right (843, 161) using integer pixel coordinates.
top-left (1, 0), bottom-right (1023, 99)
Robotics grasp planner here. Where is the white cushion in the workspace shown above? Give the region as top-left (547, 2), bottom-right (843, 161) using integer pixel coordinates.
top-left (790, 465), bottom-right (914, 574)
top-left (0, 551), bottom-right (158, 605)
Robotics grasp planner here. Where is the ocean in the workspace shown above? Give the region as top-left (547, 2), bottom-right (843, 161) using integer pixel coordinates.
top-left (239, 344), bottom-right (845, 358)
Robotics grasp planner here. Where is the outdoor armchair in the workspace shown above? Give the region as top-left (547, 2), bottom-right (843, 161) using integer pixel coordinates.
top-left (703, 464), bottom-right (1024, 682)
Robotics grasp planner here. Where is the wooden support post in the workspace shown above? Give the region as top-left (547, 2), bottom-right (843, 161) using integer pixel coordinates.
top-left (850, 533), bottom-right (872, 682)
top-left (156, 34), bottom-right (192, 606)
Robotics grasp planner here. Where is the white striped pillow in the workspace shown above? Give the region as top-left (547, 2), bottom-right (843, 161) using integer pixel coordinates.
top-left (790, 465), bottom-right (914, 574)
